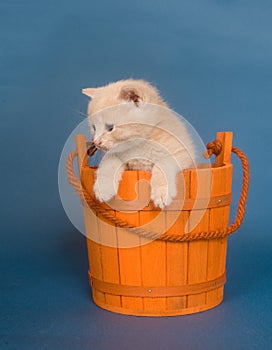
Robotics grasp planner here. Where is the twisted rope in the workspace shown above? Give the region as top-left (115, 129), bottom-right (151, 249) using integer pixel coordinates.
top-left (66, 140), bottom-right (249, 242)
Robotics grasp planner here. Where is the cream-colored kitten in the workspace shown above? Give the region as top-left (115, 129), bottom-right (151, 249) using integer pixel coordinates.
top-left (82, 79), bottom-right (196, 209)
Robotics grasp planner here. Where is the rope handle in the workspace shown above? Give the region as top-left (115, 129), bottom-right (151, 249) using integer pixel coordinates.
top-left (66, 140), bottom-right (250, 242)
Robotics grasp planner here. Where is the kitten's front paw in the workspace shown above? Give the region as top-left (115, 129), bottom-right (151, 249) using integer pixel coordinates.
top-left (93, 179), bottom-right (117, 203)
top-left (151, 184), bottom-right (176, 209)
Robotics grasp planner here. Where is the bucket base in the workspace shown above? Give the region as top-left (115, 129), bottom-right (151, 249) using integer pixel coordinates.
top-left (92, 294), bottom-right (224, 317)
top-left (89, 270), bottom-right (226, 317)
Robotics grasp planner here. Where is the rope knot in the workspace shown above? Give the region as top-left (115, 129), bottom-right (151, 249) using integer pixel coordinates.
top-left (203, 139), bottom-right (222, 159)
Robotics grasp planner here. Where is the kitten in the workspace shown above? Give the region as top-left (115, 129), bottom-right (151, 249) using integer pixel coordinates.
top-left (82, 79), bottom-right (196, 209)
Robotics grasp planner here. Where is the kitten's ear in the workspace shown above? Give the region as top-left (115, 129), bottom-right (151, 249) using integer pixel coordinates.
top-left (82, 88), bottom-right (97, 98)
top-left (119, 86), bottom-right (142, 105)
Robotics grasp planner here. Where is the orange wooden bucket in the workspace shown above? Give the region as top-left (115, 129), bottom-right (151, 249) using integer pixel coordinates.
top-left (67, 131), bottom-right (249, 316)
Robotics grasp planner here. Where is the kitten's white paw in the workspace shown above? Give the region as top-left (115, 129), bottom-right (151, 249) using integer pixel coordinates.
top-left (93, 179), bottom-right (117, 202)
top-left (151, 184), bottom-right (176, 209)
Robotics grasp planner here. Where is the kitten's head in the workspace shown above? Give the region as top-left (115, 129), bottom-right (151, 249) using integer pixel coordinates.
top-left (82, 79), bottom-right (167, 151)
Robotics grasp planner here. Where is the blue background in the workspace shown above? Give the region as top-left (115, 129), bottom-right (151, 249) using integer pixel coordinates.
top-left (1, 0), bottom-right (272, 349)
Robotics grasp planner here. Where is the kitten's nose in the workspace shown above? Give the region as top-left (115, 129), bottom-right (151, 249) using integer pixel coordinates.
top-left (94, 140), bottom-right (102, 148)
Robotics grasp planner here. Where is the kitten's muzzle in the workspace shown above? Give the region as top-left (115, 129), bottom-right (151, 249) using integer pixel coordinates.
top-left (94, 139), bottom-right (108, 151)
top-left (94, 140), bottom-right (102, 148)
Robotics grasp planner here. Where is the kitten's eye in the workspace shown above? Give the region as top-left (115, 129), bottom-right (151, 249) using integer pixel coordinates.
top-left (92, 125), bottom-right (96, 132)
top-left (106, 124), bottom-right (114, 132)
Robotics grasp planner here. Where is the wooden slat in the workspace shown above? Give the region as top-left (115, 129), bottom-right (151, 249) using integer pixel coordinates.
top-left (75, 136), bottom-right (105, 305)
top-left (138, 170), bottom-right (167, 312)
top-left (140, 238), bottom-right (167, 312)
top-left (166, 170), bottom-right (190, 310)
top-left (116, 171), bottom-right (143, 311)
top-left (187, 167), bottom-right (211, 309)
top-left (84, 199), bottom-right (105, 304)
top-left (206, 132), bottom-right (233, 306)
top-left (81, 158), bottom-right (121, 308)
top-left (97, 211), bottom-right (121, 307)
top-left (75, 134), bottom-right (88, 168)
top-left (214, 132), bottom-right (233, 167)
